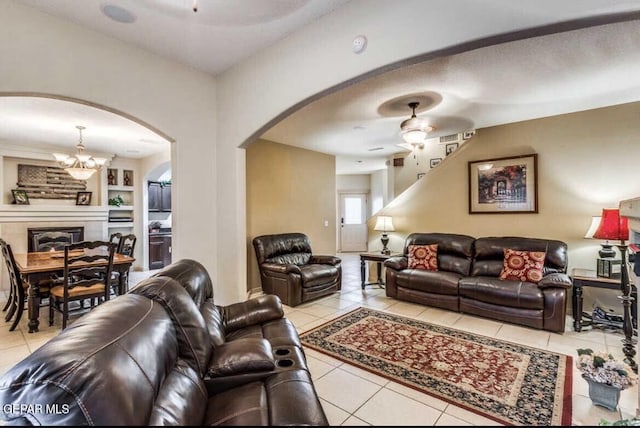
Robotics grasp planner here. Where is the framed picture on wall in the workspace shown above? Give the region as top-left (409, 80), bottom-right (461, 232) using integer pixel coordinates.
top-left (12, 189), bottom-right (29, 205)
top-left (417, 172), bottom-right (425, 180)
top-left (468, 154), bottom-right (538, 214)
top-left (445, 142), bottom-right (458, 156)
top-left (429, 158), bottom-right (442, 168)
top-left (76, 191), bottom-right (92, 206)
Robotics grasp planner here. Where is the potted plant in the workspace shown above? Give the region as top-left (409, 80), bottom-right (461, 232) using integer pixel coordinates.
top-left (576, 348), bottom-right (638, 411)
top-left (149, 221), bottom-right (162, 233)
top-left (108, 195), bottom-right (125, 207)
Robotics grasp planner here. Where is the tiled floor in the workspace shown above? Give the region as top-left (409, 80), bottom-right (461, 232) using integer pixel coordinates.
top-left (0, 256), bottom-right (637, 425)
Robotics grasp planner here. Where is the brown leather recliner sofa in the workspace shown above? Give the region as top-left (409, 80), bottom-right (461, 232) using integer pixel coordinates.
top-left (384, 233), bottom-right (572, 333)
top-left (252, 232), bottom-right (341, 306)
top-left (0, 259), bottom-right (328, 426)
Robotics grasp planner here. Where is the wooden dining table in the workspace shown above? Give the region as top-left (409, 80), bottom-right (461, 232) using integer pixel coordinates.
top-left (13, 251), bottom-right (135, 333)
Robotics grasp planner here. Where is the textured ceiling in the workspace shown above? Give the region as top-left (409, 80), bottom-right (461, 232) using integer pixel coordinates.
top-left (5, 2), bottom-right (640, 174)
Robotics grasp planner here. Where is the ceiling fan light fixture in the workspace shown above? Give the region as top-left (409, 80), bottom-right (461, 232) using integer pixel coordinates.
top-left (399, 102), bottom-right (433, 144)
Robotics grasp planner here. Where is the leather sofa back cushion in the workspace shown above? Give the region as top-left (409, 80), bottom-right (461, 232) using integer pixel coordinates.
top-left (131, 276), bottom-right (212, 377)
top-left (267, 252), bottom-right (311, 266)
top-left (472, 236), bottom-right (568, 277)
top-left (0, 295), bottom-right (192, 425)
top-left (152, 258), bottom-right (214, 306)
top-left (253, 232), bottom-right (312, 265)
top-left (408, 244), bottom-right (438, 270)
top-left (403, 233), bottom-right (474, 276)
top-left (499, 248), bottom-right (546, 283)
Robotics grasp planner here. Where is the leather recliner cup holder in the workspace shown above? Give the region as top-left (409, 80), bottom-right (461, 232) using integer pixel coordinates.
top-left (276, 359), bottom-right (294, 368)
top-left (275, 348), bottom-right (290, 356)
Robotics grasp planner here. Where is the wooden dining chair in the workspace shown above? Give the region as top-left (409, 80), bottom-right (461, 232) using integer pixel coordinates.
top-left (110, 234), bottom-right (136, 295)
top-left (33, 231), bottom-right (73, 252)
top-left (109, 232), bottom-right (122, 251)
top-left (0, 238), bottom-right (28, 331)
top-left (49, 240), bottom-right (115, 330)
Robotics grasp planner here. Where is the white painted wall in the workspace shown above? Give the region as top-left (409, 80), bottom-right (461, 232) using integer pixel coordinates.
top-left (0, 2), bottom-right (218, 296)
top-left (369, 169), bottom-right (388, 217)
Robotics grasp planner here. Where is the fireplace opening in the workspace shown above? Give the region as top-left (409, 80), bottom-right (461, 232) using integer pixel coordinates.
top-left (27, 227), bottom-right (84, 252)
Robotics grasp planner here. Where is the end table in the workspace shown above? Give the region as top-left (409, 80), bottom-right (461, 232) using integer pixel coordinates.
top-left (359, 252), bottom-right (399, 290)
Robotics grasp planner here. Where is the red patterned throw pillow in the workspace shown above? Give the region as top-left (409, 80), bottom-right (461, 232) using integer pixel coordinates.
top-left (408, 244), bottom-right (438, 271)
top-left (499, 248), bottom-right (546, 283)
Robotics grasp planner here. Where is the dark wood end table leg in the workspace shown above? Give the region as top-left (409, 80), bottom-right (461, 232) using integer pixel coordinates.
top-left (360, 258), bottom-right (366, 289)
top-left (573, 282), bottom-right (583, 332)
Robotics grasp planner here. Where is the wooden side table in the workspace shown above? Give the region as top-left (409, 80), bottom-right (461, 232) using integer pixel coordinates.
top-left (359, 252), bottom-right (399, 290)
top-left (572, 268), bottom-right (637, 332)
top-left (572, 268), bottom-right (637, 371)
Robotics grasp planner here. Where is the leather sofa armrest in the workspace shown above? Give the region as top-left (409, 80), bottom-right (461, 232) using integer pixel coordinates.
top-left (207, 338), bottom-right (275, 377)
top-left (309, 255), bottom-right (341, 265)
top-left (538, 272), bottom-right (573, 289)
top-left (221, 294), bottom-right (285, 333)
top-left (260, 263), bottom-right (302, 274)
top-left (384, 256), bottom-right (407, 270)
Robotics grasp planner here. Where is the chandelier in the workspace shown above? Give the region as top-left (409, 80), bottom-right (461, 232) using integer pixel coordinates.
top-left (399, 101), bottom-right (434, 144)
top-left (53, 126), bottom-right (107, 180)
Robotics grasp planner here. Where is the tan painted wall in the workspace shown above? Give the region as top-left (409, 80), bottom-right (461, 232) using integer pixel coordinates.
top-left (246, 139), bottom-right (337, 294)
top-left (371, 102), bottom-right (640, 278)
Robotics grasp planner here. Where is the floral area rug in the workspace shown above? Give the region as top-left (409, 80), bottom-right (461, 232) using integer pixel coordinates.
top-left (299, 307), bottom-right (572, 426)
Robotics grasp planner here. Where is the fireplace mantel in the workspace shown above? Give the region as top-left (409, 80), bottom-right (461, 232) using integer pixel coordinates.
top-left (0, 205), bottom-right (108, 222)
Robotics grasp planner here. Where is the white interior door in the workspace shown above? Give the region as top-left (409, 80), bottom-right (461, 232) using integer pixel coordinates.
top-left (340, 193), bottom-right (367, 252)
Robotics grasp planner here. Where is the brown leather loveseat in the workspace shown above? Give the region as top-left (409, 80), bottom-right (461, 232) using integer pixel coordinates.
top-left (253, 232), bottom-right (342, 306)
top-left (0, 259), bottom-right (328, 426)
top-left (384, 233), bottom-right (571, 333)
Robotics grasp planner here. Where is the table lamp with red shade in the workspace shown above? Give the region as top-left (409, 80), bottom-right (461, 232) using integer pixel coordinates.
top-left (593, 209), bottom-right (628, 278)
top-left (593, 208), bottom-right (636, 372)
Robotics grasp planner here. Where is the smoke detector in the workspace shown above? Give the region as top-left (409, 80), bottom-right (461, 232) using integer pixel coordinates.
top-left (352, 35), bottom-right (367, 54)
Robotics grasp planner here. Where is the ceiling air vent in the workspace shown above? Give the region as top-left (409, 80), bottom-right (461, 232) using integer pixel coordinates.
top-left (367, 147), bottom-right (384, 151)
top-left (439, 133), bottom-right (460, 144)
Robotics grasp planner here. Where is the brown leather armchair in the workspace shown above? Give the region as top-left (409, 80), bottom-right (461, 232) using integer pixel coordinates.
top-left (252, 232), bottom-right (341, 307)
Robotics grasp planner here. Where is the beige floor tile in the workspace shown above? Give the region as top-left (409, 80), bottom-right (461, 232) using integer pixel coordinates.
top-left (385, 382), bottom-right (449, 412)
top-left (303, 347), bottom-right (344, 367)
top-left (295, 303), bottom-right (347, 318)
top-left (494, 323), bottom-right (551, 349)
top-left (413, 307), bottom-right (463, 326)
top-left (306, 354), bottom-right (339, 380)
top-left (434, 413), bottom-right (473, 426)
top-left (354, 388), bottom-right (442, 426)
top-left (314, 367), bottom-right (382, 413)
top-left (338, 362), bottom-right (390, 387)
top-left (0, 344), bottom-right (31, 369)
top-left (450, 314), bottom-right (503, 338)
top-left (316, 296), bottom-right (361, 311)
top-left (283, 310), bottom-right (321, 328)
top-left (380, 301), bottom-right (428, 318)
top-left (0, 330), bottom-right (28, 350)
top-left (319, 399), bottom-right (351, 426)
top-left (341, 415), bottom-right (371, 425)
top-left (443, 404), bottom-right (506, 426)
top-left (572, 393), bottom-right (622, 425)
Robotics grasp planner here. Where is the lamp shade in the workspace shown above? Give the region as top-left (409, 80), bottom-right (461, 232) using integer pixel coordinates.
top-left (584, 216), bottom-right (602, 239)
top-left (374, 216), bottom-right (395, 232)
top-left (593, 208), bottom-right (629, 241)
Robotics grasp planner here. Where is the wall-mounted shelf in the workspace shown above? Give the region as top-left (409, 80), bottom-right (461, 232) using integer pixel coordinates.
top-left (107, 169), bottom-right (135, 232)
top-left (108, 222), bottom-right (133, 228)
